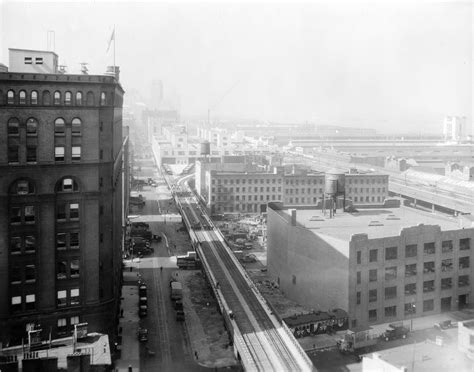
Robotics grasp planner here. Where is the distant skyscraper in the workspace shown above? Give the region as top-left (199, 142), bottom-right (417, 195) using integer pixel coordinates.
top-left (443, 116), bottom-right (468, 142)
top-left (150, 79), bottom-right (163, 109)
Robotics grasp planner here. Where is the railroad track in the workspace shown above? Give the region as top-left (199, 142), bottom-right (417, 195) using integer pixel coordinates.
top-left (180, 196), bottom-right (308, 371)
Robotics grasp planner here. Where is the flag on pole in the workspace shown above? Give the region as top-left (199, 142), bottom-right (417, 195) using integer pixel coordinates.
top-left (106, 28), bottom-right (115, 53)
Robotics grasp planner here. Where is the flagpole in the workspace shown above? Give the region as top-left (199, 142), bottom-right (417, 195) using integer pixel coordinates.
top-left (113, 25), bottom-right (116, 75)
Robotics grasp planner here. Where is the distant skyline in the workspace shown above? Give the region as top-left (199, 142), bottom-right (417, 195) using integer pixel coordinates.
top-left (1, 1), bottom-right (472, 134)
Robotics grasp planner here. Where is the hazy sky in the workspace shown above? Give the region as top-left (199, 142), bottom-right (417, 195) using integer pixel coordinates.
top-left (1, 0), bottom-right (472, 133)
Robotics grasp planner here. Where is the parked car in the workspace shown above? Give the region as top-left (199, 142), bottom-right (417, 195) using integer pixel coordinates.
top-left (435, 320), bottom-right (455, 330)
top-left (138, 328), bottom-right (148, 342)
top-left (382, 324), bottom-right (409, 341)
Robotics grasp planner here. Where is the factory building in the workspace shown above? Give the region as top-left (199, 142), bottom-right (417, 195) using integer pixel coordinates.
top-left (197, 161), bottom-right (389, 214)
top-left (267, 189), bottom-right (474, 328)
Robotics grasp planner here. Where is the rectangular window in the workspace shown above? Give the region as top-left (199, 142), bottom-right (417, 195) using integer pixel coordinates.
top-left (423, 280), bottom-right (435, 293)
top-left (25, 264), bottom-right (35, 282)
top-left (57, 290), bottom-right (67, 307)
top-left (404, 303), bottom-right (416, 316)
top-left (57, 233), bottom-right (67, 250)
top-left (385, 246), bottom-right (397, 260)
top-left (405, 263), bottom-right (417, 277)
top-left (25, 236), bottom-right (35, 252)
top-left (385, 286), bottom-right (397, 300)
top-left (369, 269), bottom-right (377, 282)
top-left (10, 236), bottom-right (22, 254)
top-left (11, 296), bottom-right (22, 312)
top-left (442, 240), bottom-right (453, 253)
top-left (424, 242), bottom-right (435, 255)
top-left (71, 316), bottom-right (80, 325)
top-left (70, 260), bottom-right (80, 278)
top-left (70, 203), bottom-right (79, 219)
top-left (25, 295), bottom-right (36, 310)
top-left (459, 275), bottom-right (470, 287)
top-left (384, 306), bottom-right (396, 318)
top-left (72, 146), bottom-right (81, 161)
top-left (405, 283), bottom-right (416, 295)
top-left (10, 207), bottom-right (21, 224)
top-left (24, 206), bottom-right (35, 223)
top-left (369, 289), bottom-right (377, 302)
top-left (423, 299), bottom-right (434, 312)
top-left (26, 146), bottom-right (37, 163)
top-left (441, 277), bottom-right (452, 289)
top-left (385, 267), bottom-right (397, 281)
top-left (55, 146), bottom-right (65, 161)
top-left (423, 261), bottom-right (435, 274)
top-left (35, 57), bottom-right (43, 64)
top-left (57, 204), bottom-right (66, 220)
top-left (70, 288), bottom-right (80, 305)
top-left (356, 251), bottom-right (361, 265)
top-left (24, 57), bottom-right (32, 64)
top-left (368, 309), bottom-right (377, 321)
top-left (356, 271), bottom-right (361, 284)
top-left (460, 238), bottom-right (471, 251)
top-left (57, 261), bottom-right (67, 279)
top-left (8, 146), bottom-right (19, 163)
top-left (442, 258), bottom-right (453, 272)
top-left (405, 244), bottom-right (417, 258)
top-left (459, 256), bottom-right (470, 269)
top-left (70, 232), bottom-right (79, 248)
top-left (356, 291), bottom-right (361, 305)
top-left (369, 249), bottom-right (378, 263)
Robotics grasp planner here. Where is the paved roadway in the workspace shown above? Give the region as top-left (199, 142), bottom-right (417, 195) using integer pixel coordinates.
top-left (131, 187), bottom-right (208, 372)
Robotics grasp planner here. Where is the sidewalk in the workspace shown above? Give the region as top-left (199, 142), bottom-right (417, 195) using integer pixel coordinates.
top-left (299, 308), bottom-right (474, 352)
top-left (114, 269), bottom-right (140, 372)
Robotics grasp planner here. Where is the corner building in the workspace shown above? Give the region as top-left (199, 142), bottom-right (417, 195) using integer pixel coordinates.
top-left (267, 202), bottom-right (474, 329)
top-left (0, 49), bottom-right (125, 344)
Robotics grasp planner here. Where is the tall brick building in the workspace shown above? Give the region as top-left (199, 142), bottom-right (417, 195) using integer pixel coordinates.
top-left (0, 48), bottom-right (125, 344)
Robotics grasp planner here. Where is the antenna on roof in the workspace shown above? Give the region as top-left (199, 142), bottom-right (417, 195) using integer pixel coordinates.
top-left (80, 63), bottom-right (89, 75)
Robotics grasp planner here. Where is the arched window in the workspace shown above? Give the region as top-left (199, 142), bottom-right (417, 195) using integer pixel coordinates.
top-left (65, 91), bottom-right (72, 105)
top-left (43, 91), bottom-right (51, 105)
top-left (31, 91), bottom-right (38, 105)
top-left (54, 91), bottom-right (61, 105)
top-left (86, 91), bottom-right (94, 106)
top-left (19, 90), bottom-right (26, 104)
top-left (8, 118), bottom-right (20, 135)
top-left (71, 118), bottom-right (82, 135)
top-left (7, 90), bottom-right (14, 104)
top-left (100, 92), bottom-right (106, 106)
top-left (26, 118), bottom-right (38, 135)
top-left (54, 118), bottom-right (65, 135)
top-left (76, 92), bottom-right (83, 105)
top-left (10, 179), bottom-right (36, 195)
top-left (56, 177), bottom-right (79, 192)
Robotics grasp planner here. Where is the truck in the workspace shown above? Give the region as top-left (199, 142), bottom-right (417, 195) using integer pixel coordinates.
top-left (337, 327), bottom-right (378, 354)
top-left (170, 281), bottom-right (183, 301)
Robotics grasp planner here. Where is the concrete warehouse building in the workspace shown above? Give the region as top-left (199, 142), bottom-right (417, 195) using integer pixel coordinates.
top-left (267, 201), bottom-right (474, 329)
top-left (0, 48), bottom-right (125, 345)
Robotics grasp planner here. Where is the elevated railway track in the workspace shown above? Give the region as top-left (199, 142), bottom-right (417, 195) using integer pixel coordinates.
top-left (168, 176), bottom-right (314, 372)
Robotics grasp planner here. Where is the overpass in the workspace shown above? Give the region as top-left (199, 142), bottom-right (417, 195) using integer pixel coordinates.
top-left (169, 177), bottom-right (314, 371)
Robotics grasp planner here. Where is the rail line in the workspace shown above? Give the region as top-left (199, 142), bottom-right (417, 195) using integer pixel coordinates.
top-left (172, 186), bottom-right (314, 371)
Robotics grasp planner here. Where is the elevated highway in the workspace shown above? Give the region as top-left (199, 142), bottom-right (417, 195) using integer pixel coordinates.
top-left (169, 178), bottom-right (314, 371)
